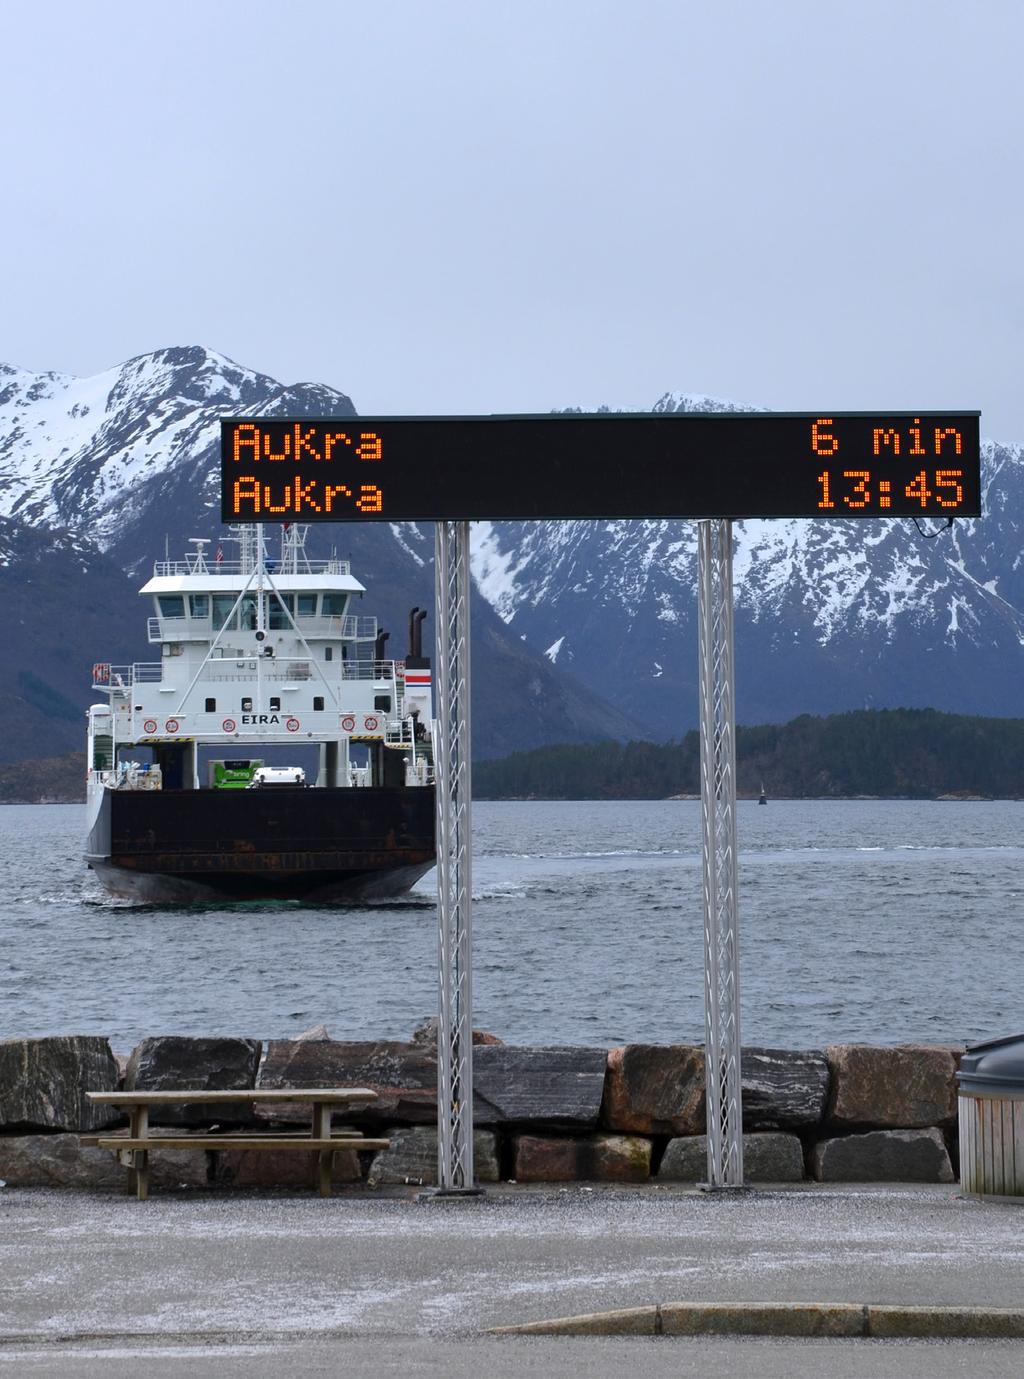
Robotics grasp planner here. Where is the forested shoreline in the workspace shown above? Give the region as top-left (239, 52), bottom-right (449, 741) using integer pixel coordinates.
top-left (4, 708), bottom-right (1024, 803)
top-left (474, 709), bottom-right (1024, 800)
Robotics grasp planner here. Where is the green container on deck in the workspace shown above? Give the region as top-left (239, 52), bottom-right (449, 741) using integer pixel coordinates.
top-left (211, 760), bottom-right (263, 789)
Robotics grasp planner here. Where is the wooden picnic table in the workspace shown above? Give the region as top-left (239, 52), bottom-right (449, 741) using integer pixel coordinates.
top-left (85, 1088), bottom-right (388, 1199)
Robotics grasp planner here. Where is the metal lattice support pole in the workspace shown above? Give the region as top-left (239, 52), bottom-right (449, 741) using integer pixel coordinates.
top-left (698, 518), bottom-right (744, 1188)
top-left (433, 519), bottom-right (477, 1192)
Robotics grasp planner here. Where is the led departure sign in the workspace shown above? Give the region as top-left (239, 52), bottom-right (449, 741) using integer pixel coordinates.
top-left (220, 412), bottom-right (981, 523)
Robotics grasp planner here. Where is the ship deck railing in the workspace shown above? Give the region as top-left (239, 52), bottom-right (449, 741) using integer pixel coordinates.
top-left (95, 650), bottom-right (421, 693)
top-left (152, 558), bottom-right (352, 578)
top-left (93, 659), bottom-right (410, 693)
top-left (94, 663), bottom-right (164, 690)
top-left (340, 659), bottom-right (411, 683)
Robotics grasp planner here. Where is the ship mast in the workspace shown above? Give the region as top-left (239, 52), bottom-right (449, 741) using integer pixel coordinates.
top-left (255, 522), bottom-right (265, 715)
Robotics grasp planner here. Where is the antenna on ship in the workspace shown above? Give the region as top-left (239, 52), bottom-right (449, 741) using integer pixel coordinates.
top-left (187, 539), bottom-right (210, 574)
top-left (280, 522), bottom-right (311, 574)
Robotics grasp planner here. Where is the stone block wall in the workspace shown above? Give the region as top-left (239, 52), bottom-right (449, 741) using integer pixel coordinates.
top-left (0, 1032), bottom-right (965, 1190)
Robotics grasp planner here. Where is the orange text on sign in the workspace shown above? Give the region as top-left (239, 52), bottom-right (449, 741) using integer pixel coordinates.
top-left (231, 476), bottom-right (384, 515)
top-left (810, 418), bottom-right (963, 457)
top-left (230, 423), bottom-right (383, 462)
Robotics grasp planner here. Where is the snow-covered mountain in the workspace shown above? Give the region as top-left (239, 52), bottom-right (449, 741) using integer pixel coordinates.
top-left (0, 346), bottom-right (356, 559)
top-left (0, 347), bottom-right (644, 761)
top-left (470, 393), bottom-right (1024, 735)
top-left (1, 347), bottom-right (1020, 762)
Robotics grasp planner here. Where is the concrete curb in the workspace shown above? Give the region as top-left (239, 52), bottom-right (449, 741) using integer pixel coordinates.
top-left (489, 1302), bottom-right (1024, 1339)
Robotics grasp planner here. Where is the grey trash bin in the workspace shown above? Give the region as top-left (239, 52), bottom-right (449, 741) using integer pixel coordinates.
top-left (957, 1034), bottom-right (1024, 1199)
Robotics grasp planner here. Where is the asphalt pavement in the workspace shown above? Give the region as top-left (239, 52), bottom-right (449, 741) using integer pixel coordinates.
top-left (1, 1182), bottom-right (1022, 1377)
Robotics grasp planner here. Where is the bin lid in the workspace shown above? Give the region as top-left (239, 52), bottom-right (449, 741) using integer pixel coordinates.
top-left (957, 1033), bottom-right (1024, 1096)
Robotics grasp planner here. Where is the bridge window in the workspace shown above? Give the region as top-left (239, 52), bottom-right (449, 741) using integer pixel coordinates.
top-left (323, 593), bottom-right (347, 616)
top-left (268, 593), bottom-right (293, 629)
top-left (189, 595), bottom-right (209, 618)
top-left (296, 594), bottom-right (318, 617)
top-left (158, 595), bottom-right (185, 618)
top-left (212, 594), bottom-right (238, 630)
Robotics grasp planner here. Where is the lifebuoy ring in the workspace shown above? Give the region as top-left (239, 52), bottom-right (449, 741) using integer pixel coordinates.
top-left (341, 714), bottom-right (356, 732)
top-left (363, 715), bottom-right (379, 733)
top-left (143, 719), bottom-right (157, 734)
top-left (164, 718), bottom-right (180, 734)
top-left (286, 717), bottom-right (300, 733)
top-left (222, 718), bottom-right (237, 733)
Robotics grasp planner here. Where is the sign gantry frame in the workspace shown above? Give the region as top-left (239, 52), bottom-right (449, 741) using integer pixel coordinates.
top-left (433, 520), bottom-right (477, 1193)
top-left (221, 410), bottom-right (982, 1192)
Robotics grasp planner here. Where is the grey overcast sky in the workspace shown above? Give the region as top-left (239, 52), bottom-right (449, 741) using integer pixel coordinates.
top-left (4, 2), bottom-right (1023, 436)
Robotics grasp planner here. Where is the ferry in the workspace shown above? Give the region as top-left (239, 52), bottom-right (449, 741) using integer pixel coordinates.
top-left (85, 524), bottom-right (435, 902)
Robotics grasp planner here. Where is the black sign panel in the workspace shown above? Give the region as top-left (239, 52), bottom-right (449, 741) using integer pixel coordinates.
top-left (220, 412), bottom-right (981, 522)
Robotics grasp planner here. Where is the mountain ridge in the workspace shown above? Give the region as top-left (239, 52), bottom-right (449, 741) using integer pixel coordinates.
top-left (1, 345), bottom-right (1021, 760)
top-left (0, 347), bottom-right (646, 759)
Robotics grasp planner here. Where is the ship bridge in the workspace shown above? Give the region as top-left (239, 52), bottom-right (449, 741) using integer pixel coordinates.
top-left (88, 525), bottom-right (433, 793)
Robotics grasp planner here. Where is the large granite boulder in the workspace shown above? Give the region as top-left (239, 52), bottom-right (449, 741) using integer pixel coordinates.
top-left (742, 1048), bottom-right (830, 1130)
top-left (0, 1133), bottom-right (123, 1188)
top-left (0, 1133), bottom-right (207, 1189)
top-left (410, 1017), bottom-right (504, 1047)
top-left (658, 1131), bottom-right (805, 1183)
top-left (125, 1036), bottom-right (262, 1126)
top-left (812, 1128), bottom-right (955, 1182)
top-left (366, 1126), bottom-right (501, 1186)
top-left (0, 1036), bottom-right (119, 1132)
top-left (258, 1041), bottom-right (606, 1130)
top-left (826, 1044), bottom-right (958, 1128)
top-left (258, 1040), bottom-right (437, 1124)
top-left (601, 1045), bottom-right (705, 1136)
top-left (513, 1133), bottom-right (652, 1183)
top-left (473, 1045), bottom-right (608, 1130)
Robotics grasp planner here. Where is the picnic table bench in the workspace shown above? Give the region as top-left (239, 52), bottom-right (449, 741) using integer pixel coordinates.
top-left (84, 1088), bottom-right (389, 1199)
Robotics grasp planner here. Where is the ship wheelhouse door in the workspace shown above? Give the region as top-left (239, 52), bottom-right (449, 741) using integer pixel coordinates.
top-left (88, 706), bottom-right (114, 773)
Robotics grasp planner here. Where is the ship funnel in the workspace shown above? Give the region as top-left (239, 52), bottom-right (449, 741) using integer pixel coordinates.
top-left (413, 608), bottom-right (428, 659)
top-left (408, 607), bottom-right (420, 658)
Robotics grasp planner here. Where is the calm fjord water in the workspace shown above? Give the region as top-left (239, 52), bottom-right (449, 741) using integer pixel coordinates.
top-left (2, 799), bottom-right (1021, 1052)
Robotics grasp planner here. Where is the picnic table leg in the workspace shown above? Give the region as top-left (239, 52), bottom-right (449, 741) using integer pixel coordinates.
top-left (313, 1102), bottom-right (333, 1197)
top-left (129, 1106), bottom-right (150, 1201)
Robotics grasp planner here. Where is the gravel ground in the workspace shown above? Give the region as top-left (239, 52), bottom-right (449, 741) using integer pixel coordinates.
top-left (2, 1183), bottom-right (1023, 1340)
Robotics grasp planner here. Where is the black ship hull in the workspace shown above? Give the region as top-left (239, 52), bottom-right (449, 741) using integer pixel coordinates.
top-left (86, 785), bottom-right (435, 903)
